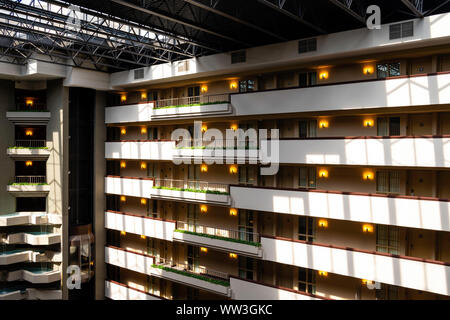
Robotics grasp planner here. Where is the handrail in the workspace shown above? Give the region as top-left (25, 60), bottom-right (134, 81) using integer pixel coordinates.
top-left (155, 93), bottom-right (230, 109)
top-left (13, 102), bottom-right (47, 111)
top-left (175, 138), bottom-right (258, 150)
top-left (14, 176), bottom-right (46, 184)
top-left (153, 179), bottom-right (229, 194)
top-left (14, 140), bottom-right (46, 148)
top-left (153, 256), bottom-right (229, 281)
top-left (176, 221), bottom-right (260, 243)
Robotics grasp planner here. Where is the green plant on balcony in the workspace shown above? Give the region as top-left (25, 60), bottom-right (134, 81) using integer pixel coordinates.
top-left (151, 264), bottom-right (230, 287)
top-left (154, 101), bottom-right (229, 110)
top-left (174, 229), bottom-right (262, 247)
top-left (152, 186), bottom-right (229, 195)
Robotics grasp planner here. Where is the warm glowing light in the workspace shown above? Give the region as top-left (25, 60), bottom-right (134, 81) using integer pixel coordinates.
top-left (319, 120), bottom-right (329, 128)
top-left (26, 99), bottom-right (34, 107)
top-left (318, 270), bottom-right (328, 277)
top-left (140, 162), bottom-right (147, 170)
top-left (200, 205), bottom-right (208, 214)
top-left (362, 224), bottom-right (374, 233)
top-left (141, 127), bottom-right (148, 134)
top-left (229, 165), bottom-right (238, 174)
top-left (319, 70), bottom-right (329, 80)
top-left (363, 171), bottom-right (374, 181)
top-left (319, 169), bottom-right (329, 178)
top-left (25, 130), bottom-right (33, 136)
top-left (120, 94), bottom-right (127, 103)
top-left (140, 235), bottom-right (147, 239)
top-left (120, 231), bottom-right (126, 236)
top-left (364, 119), bottom-right (374, 127)
top-left (201, 125), bottom-right (208, 133)
top-left (90, 261), bottom-right (94, 266)
top-left (361, 279), bottom-right (375, 285)
top-left (363, 65), bottom-right (375, 75)
top-left (229, 81), bottom-right (238, 90)
top-left (120, 161), bottom-right (126, 168)
top-left (201, 164), bottom-right (208, 173)
top-left (229, 253), bottom-right (238, 259)
top-left (229, 208), bottom-right (238, 216)
top-left (120, 196), bottom-right (126, 202)
top-left (200, 247), bottom-right (208, 253)
top-left (141, 92), bottom-right (148, 100)
top-left (141, 198), bottom-right (147, 205)
top-left (201, 85), bottom-right (208, 93)
top-left (25, 161), bottom-right (33, 167)
top-left (318, 219), bottom-right (329, 228)
top-left (121, 128), bottom-right (127, 135)
top-left (230, 124), bottom-right (238, 131)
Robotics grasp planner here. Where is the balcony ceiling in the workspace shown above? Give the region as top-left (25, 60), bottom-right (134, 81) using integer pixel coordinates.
top-left (1, 0), bottom-right (449, 71)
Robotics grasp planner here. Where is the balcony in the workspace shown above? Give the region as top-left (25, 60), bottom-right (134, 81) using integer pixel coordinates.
top-left (1, 231), bottom-right (60, 246)
top-left (229, 277), bottom-right (324, 300)
top-left (0, 250), bottom-right (60, 265)
top-left (230, 185), bottom-right (450, 232)
top-left (105, 246), bottom-right (155, 276)
top-left (105, 210), bottom-right (176, 241)
top-left (6, 103), bottom-right (50, 125)
top-left (151, 257), bottom-right (231, 297)
top-left (265, 136), bottom-right (450, 168)
top-left (7, 140), bottom-right (49, 160)
top-left (231, 72), bottom-right (450, 116)
top-left (0, 288), bottom-right (62, 300)
top-left (105, 176), bottom-right (153, 198)
top-left (105, 140), bottom-right (175, 161)
top-left (105, 94), bottom-right (231, 124)
top-left (174, 222), bottom-right (262, 257)
top-left (105, 280), bottom-right (162, 300)
top-left (0, 212), bottom-right (62, 227)
top-left (1, 268), bottom-right (61, 284)
top-left (7, 176), bottom-right (49, 197)
top-left (151, 179), bottom-right (230, 205)
top-left (261, 236), bottom-right (450, 296)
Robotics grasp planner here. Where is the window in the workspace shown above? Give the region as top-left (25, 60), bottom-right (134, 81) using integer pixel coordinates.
top-left (147, 127), bottom-right (158, 140)
top-left (298, 268), bottom-right (316, 294)
top-left (299, 120), bottom-right (317, 138)
top-left (376, 284), bottom-right (399, 300)
top-left (299, 72), bottom-right (317, 88)
top-left (377, 117), bottom-right (400, 136)
top-left (187, 86), bottom-right (200, 99)
top-left (377, 62), bottom-right (401, 78)
top-left (238, 210), bottom-right (254, 242)
top-left (187, 204), bottom-right (199, 232)
top-left (177, 60), bottom-right (190, 72)
top-left (147, 163), bottom-right (157, 179)
top-left (239, 80), bottom-right (255, 93)
top-left (299, 167), bottom-right (316, 189)
top-left (231, 50), bottom-right (246, 64)
top-left (238, 166), bottom-right (256, 186)
top-left (389, 21), bottom-right (414, 40)
top-left (238, 257), bottom-right (254, 280)
top-left (187, 245), bottom-right (200, 273)
top-left (134, 68), bottom-right (144, 80)
top-left (298, 216), bottom-right (315, 242)
top-left (376, 225), bottom-right (400, 255)
top-left (376, 171), bottom-right (401, 194)
top-left (298, 38), bottom-right (317, 54)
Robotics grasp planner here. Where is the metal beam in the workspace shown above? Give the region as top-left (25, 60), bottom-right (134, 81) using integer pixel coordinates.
top-left (425, 0), bottom-right (449, 16)
top-left (400, 0), bottom-right (424, 18)
top-left (257, 0), bottom-right (326, 34)
top-left (328, 0), bottom-right (366, 24)
top-left (109, 0), bottom-right (249, 45)
top-left (183, 0), bottom-right (287, 41)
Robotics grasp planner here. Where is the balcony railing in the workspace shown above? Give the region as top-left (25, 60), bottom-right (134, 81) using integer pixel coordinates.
top-left (155, 94), bottom-right (230, 109)
top-left (13, 176), bottom-right (46, 184)
top-left (176, 221), bottom-right (260, 244)
top-left (154, 256), bottom-right (229, 281)
top-left (175, 138), bottom-right (258, 150)
top-left (13, 102), bottom-right (47, 112)
top-left (153, 179), bottom-right (229, 194)
top-left (14, 140), bottom-right (46, 148)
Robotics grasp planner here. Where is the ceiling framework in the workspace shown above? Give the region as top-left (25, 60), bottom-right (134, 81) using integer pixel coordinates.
top-left (0, 0), bottom-right (449, 72)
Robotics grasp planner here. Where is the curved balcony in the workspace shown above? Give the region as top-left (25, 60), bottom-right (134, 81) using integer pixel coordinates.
top-left (1, 268), bottom-right (60, 284)
top-left (0, 232), bottom-right (61, 245)
top-left (0, 212), bottom-right (62, 227)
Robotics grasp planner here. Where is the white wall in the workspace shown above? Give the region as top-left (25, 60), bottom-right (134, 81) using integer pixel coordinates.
top-left (105, 211), bottom-right (175, 241)
top-left (266, 137), bottom-right (450, 168)
top-left (105, 141), bottom-right (175, 161)
top-left (105, 246), bottom-right (154, 275)
top-left (105, 281), bottom-right (161, 300)
top-left (230, 186), bottom-right (450, 232)
top-left (105, 177), bottom-right (153, 198)
top-left (261, 237), bottom-right (450, 296)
